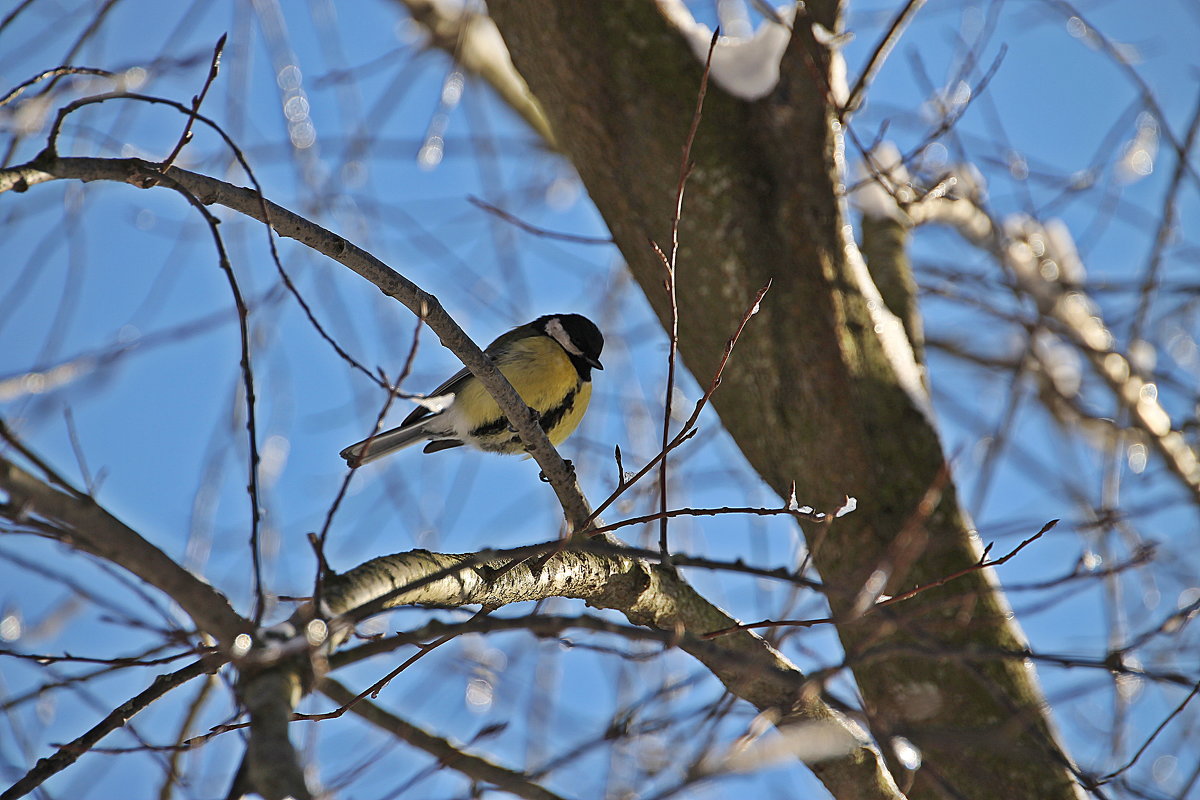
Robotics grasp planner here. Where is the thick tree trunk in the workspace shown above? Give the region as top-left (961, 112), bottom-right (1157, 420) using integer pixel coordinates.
top-left (485, 2), bottom-right (1082, 797)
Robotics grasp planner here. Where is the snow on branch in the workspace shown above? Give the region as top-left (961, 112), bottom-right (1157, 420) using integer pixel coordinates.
top-left (656, 0), bottom-right (796, 100)
top-left (855, 142), bottom-right (1200, 500)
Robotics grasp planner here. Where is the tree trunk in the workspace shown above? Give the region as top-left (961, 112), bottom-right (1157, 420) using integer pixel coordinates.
top-left (485, 2), bottom-right (1082, 797)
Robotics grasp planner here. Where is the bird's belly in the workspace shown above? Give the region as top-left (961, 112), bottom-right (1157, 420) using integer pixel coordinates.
top-left (452, 342), bottom-right (590, 453)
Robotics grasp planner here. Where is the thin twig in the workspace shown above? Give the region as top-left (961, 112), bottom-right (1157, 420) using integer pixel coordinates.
top-left (0, 66), bottom-right (118, 108)
top-left (182, 719), bottom-right (249, 748)
top-left (585, 280), bottom-right (772, 529)
top-left (0, 647), bottom-right (208, 668)
top-left (655, 28), bottom-right (719, 563)
top-left (0, 659), bottom-right (211, 800)
top-left (585, 503), bottom-right (828, 538)
top-left (879, 517), bottom-right (1056, 604)
top-left (43, 89), bottom-right (386, 387)
top-left (296, 608), bottom-right (492, 722)
top-left (703, 519), bottom-right (1058, 638)
top-left (140, 172), bottom-right (266, 625)
top-left (468, 195), bottom-right (613, 244)
top-left (158, 34), bottom-right (226, 173)
top-left (321, 678), bottom-right (567, 800)
top-left (841, 0), bottom-right (926, 120)
top-left (313, 318), bottom-right (423, 610)
top-left (61, 406), bottom-right (98, 495)
top-left (1098, 680), bottom-right (1200, 784)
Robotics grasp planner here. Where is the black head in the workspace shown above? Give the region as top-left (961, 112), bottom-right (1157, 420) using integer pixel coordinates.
top-left (535, 313), bottom-right (604, 378)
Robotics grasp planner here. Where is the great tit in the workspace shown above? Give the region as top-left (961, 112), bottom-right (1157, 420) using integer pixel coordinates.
top-left (340, 313), bottom-right (604, 467)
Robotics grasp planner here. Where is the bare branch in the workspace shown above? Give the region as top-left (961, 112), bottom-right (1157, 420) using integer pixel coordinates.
top-left (314, 544), bottom-right (904, 798)
top-left (704, 520), bottom-right (1058, 638)
top-left (0, 443), bottom-right (249, 646)
top-left (0, 66), bottom-right (120, 107)
top-left (394, 0), bottom-right (555, 146)
top-left (0, 658), bottom-right (212, 800)
top-left (0, 153), bottom-right (594, 529)
top-left (654, 29), bottom-right (718, 562)
top-left (841, 0), bottom-right (926, 120)
top-left (467, 194), bottom-right (613, 244)
top-left (157, 34), bottom-right (226, 173)
top-left (322, 679), bottom-right (567, 800)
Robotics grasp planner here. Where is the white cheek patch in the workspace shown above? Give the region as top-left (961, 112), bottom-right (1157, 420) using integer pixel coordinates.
top-left (545, 317), bottom-right (583, 357)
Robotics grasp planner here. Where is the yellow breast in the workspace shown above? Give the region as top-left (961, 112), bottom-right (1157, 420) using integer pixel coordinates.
top-left (454, 335), bottom-right (591, 452)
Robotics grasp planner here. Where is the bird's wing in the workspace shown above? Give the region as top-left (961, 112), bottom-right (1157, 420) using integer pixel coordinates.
top-left (398, 366), bottom-right (473, 426)
top-left (399, 324), bottom-right (530, 426)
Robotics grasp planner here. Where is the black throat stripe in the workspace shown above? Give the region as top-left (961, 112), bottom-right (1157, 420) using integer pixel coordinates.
top-left (537, 386), bottom-right (578, 433)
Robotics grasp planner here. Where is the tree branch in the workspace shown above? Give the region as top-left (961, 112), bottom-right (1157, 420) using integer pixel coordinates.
top-left (321, 678), bottom-right (568, 800)
top-left (0, 449), bottom-right (249, 646)
top-left (0, 658), bottom-right (213, 800)
top-left (315, 544), bottom-right (906, 799)
top-left (0, 152), bottom-right (593, 530)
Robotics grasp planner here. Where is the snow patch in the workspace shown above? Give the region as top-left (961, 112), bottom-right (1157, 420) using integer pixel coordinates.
top-left (852, 142), bottom-right (911, 223)
top-left (657, 0), bottom-right (795, 100)
top-left (842, 228), bottom-right (935, 421)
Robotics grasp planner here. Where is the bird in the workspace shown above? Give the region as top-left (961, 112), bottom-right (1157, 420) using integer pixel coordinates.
top-left (340, 313), bottom-right (603, 467)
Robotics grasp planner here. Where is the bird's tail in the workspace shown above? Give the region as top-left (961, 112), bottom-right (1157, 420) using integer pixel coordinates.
top-left (340, 420), bottom-right (432, 467)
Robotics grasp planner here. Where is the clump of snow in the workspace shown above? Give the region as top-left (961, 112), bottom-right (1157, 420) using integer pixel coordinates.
top-left (852, 142), bottom-right (912, 223)
top-left (1032, 332), bottom-right (1082, 398)
top-left (699, 718), bottom-right (866, 772)
top-left (853, 142), bottom-right (992, 234)
top-left (657, 0), bottom-right (796, 100)
top-left (841, 228), bottom-right (935, 420)
top-left (834, 496), bottom-right (857, 517)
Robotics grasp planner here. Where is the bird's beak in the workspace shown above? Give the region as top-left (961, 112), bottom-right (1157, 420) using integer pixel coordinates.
top-left (587, 356), bottom-right (604, 370)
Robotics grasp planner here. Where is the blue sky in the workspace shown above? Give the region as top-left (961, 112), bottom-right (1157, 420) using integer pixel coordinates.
top-left (2, 1), bottom-right (1199, 798)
